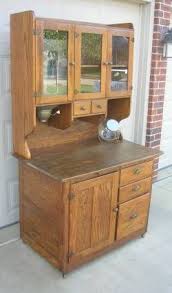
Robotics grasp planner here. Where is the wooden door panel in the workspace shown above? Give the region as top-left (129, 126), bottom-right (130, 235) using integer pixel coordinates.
top-left (91, 182), bottom-right (113, 247)
top-left (69, 172), bottom-right (119, 261)
top-left (35, 19), bottom-right (74, 105)
top-left (74, 25), bottom-right (107, 100)
top-left (106, 29), bottom-right (134, 98)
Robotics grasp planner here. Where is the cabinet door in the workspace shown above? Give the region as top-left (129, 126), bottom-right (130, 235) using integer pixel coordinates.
top-left (69, 172), bottom-right (119, 263)
top-left (35, 20), bottom-right (74, 105)
top-left (74, 25), bottom-right (107, 100)
top-left (106, 29), bottom-right (134, 98)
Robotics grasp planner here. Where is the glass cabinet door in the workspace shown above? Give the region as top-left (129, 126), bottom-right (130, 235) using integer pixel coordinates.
top-left (74, 26), bottom-right (107, 100)
top-left (107, 30), bottom-right (134, 97)
top-left (35, 20), bottom-right (74, 105)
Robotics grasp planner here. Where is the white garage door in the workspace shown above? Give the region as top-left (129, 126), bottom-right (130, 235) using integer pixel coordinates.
top-left (159, 59), bottom-right (172, 169)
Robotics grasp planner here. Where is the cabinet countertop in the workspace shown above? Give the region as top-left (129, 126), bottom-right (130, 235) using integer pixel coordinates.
top-left (26, 139), bottom-right (161, 183)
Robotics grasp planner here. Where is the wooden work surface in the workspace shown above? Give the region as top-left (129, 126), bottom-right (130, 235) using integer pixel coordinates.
top-left (26, 139), bottom-right (160, 182)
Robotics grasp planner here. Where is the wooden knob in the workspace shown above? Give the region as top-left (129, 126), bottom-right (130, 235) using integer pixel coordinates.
top-left (96, 105), bottom-right (102, 109)
top-left (69, 62), bottom-right (75, 66)
top-left (130, 213), bottom-right (138, 220)
top-left (80, 106), bottom-right (86, 111)
top-left (102, 62), bottom-right (108, 65)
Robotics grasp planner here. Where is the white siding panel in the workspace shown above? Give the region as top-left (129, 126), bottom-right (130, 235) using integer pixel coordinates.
top-left (159, 58), bottom-right (172, 168)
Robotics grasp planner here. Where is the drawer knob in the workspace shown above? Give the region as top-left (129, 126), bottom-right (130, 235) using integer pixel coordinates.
top-left (130, 213), bottom-right (138, 220)
top-left (132, 184), bottom-right (141, 192)
top-left (133, 168), bottom-right (142, 175)
top-left (96, 104), bottom-right (102, 109)
top-left (80, 106), bottom-right (86, 111)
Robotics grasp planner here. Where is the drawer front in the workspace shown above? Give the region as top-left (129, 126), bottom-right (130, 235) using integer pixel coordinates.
top-left (92, 99), bottom-right (107, 114)
top-left (119, 177), bottom-right (152, 204)
top-left (73, 101), bottom-right (91, 116)
top-left (117, 193), bottom-right (150, 240)
top-left (120, 160), bottom-right (153, 187)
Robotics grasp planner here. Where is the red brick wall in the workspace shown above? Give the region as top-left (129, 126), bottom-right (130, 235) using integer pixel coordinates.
top-left (146, 0), bottom-right (172, 176)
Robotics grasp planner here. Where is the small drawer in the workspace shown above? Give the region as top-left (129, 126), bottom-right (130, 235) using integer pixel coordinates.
top-left (92, 99), bottom-right (107, 114)
top-left (73, 101), bottom-right (91, 116)
top-left (116, 193), bottom-right (150, 240)
top-left (119, 177), bottom-right (152, 204)
top-left (120, 160), bottom-right (153, 187)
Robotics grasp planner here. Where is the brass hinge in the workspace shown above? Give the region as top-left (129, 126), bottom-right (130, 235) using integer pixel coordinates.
top-left (67, 251), bottom-right (74, 262)
top-left (33, 29), bottom-right (41, 36)
top-left (68, 192), bottom-right (75, 201)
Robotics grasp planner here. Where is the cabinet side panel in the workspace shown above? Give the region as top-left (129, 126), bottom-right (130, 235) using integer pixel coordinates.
top-left (11, 11), bottom-right (35, 158)
top-left (20, 163), bottom-right (65, 266)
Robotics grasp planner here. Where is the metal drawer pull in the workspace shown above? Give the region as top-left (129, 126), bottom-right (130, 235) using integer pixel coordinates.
top-left (130, 213), bottom-right (138, 220)
top-left (96, 105), bottom-right (102, 109)
top-left (133, 168), bottom-right (142, 175)
top-left (80, 106), bottom-right (86, 111)
top-left (132, 184), bottom-right (141, 192)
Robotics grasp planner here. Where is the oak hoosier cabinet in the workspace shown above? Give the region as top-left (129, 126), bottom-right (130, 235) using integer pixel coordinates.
top-left (11, 11), bottom-right (160, 274)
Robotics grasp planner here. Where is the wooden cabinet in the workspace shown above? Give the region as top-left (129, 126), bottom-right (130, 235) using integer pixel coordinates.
top-left (34, 19), bottom-right (134, 106)
top-left (19, 148), bottom-right (160, 274)
top-left (11, 11), bottom-right (161, 276)
top-left (11, 11), bottom-right (135, 159)
top-left (69, 173), bottom-right (119, 262)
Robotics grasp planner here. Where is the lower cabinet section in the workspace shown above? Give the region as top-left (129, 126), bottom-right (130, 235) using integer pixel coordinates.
top-left (117, 194), bottom-right (150, 241)
top-left (20, 160), bottom-right (153, 273)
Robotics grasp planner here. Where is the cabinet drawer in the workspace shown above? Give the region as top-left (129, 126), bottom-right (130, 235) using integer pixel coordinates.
top-left (73, 101), bottom-right (91, 116)
top-left (92, 99), bottom-right (107, 114)
top-left (117, 193), bottom-right (150, 240)
top-left (119, 177), bottom-right (152, 204)
top-left (120, 160), bottom-right (153, 187)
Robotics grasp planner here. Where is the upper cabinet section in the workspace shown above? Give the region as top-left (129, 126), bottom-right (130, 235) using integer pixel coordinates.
top-left (34, 19), bottom-right (134, 105)
top-left (74, 25), bottom-right (107, 100)
top-left (106, 29), bottom-right (134, 98)
top-left (35, 20), bottom-right (74, 105)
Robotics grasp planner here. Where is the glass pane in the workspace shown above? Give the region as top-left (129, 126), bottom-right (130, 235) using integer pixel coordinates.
top-left (43, 30), bottom-right (68, 96)
top-left (80, 33), bottom-right (102, 93)
top-left (111, 36), bottom-right (129, 91)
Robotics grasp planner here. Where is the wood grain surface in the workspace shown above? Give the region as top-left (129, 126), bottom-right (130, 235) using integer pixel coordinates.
top-left (27, 139), bottom-right (160, 182)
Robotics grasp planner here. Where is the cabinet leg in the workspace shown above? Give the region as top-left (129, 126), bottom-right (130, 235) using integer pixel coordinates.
top-left (141, 233), bottom-right (146, 238)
